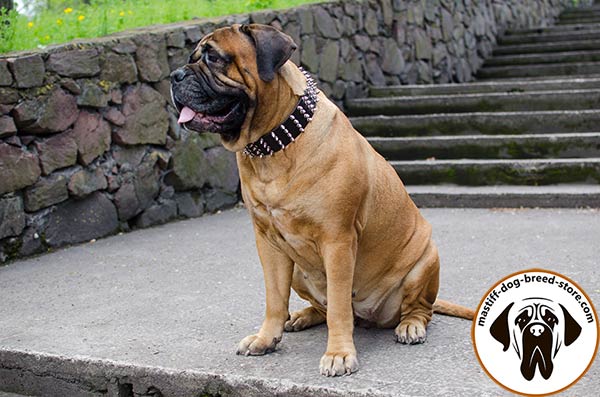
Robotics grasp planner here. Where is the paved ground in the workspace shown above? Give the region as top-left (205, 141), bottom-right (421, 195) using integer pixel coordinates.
top-left (0, 207), bottom-right (599, 396)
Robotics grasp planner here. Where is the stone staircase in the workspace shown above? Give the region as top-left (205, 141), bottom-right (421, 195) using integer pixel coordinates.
top-left (347, 4), bottom-right (600, 208)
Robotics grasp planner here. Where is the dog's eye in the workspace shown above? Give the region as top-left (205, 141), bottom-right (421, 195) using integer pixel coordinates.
top-left (204, 49), bottom-right (224, 66)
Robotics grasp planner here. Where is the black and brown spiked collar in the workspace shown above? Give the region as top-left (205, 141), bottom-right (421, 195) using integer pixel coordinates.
top-left (243, 67), bottom-right (319, 158)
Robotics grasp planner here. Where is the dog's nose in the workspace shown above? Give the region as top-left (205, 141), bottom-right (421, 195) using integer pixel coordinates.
top-left (170, 68), bottom-right (188, 83)
top-left (530, 324), bottom-right (544, 337)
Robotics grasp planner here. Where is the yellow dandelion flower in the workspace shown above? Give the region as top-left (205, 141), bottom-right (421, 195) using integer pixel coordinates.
top-left (64, 7), bottom-right (73, 14)
top-left (56, 18), bottom-right (63, 26)
top-left (44, 35), bottom-right (50, 41)
top-left (119, 11), bottom-right (125, 17)
top-left (27, 21), bottom-right (34, 28)
top-left (78, 15), bottom-right (85, 22)
top-left (128, 10), bottom-right (133, 15)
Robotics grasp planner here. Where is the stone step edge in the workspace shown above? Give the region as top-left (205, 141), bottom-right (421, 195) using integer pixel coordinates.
top-left (507, 23), bottom-right (600, 35)
top-left (478, 60), bottom-right (600, 73)
top-left (493, 40), bottom-right (600, 55)
top-left (367, 77), bottom-right (600, 96)
top-left (390, 158), bottom-right (600, 166)
top-left (0, 349), bottom-right (357, 397)
top-left (485, 49), bottom-right (600, 64)
top-left (349, 88), bottom-right (600, 104)
top-left (406, 185), bottom-right (600, 208)
top-left (350, 109), bottom-right (600, 120)
top-left (366, 132), bottom-right (600, 143)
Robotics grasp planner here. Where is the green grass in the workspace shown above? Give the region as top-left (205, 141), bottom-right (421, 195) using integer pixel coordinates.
top-left (0, 0), bottom-right (324, 54)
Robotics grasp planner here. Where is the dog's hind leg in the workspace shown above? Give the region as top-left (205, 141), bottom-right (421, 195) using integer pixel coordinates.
top-left (394, 241), bottom-right (439, 344)
top-left (285, 306), bottom-right (326, 332)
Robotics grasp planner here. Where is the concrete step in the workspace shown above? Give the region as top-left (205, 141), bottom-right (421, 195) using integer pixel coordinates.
top-left (557, 17), bottom-right (600, 25)
top-left (368, 133), bottom-right (600, 160)
top-left (407, 184), bottom-right (600, 207)
top-left (485, 50), bottom-right (600, 66)
top-left (498, 29), bottom-right (600, 45)
top-left (476, 61), bottom-right (600, 79)
top-left (391, 158), bottom-right (600, 185)
top-left (351, 110), bottom-right (600, 137)
top-left (560, 6), bottom-right (600, 14)
top-left (1, 209), bottom-right (598, 397)
top-left (493, 39), bottom-right (600, 55)
top-left (508, 23), bottom-right (600, 35)
top-left (560, 9), bottom-right (600, 19)
top-left (368, 77), bottom-right (600, 97)
top-left (346, 89), bottom-right (600, 116)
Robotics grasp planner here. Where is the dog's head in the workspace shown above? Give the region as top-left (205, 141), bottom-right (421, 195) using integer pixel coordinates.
top-left (490, 298), bottom-right (582, 381)
top-left (170, 24), bottom-right (299, 152)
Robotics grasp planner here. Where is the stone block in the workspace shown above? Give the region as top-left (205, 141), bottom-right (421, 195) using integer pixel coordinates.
top-left (112, 145), bottom-right (147, 167)
top-left (175, 192), bottom-right (205, 218)
top-left (319, 40), bottom-right (339, 83)
top-left (112, 39), bottom-right (137, 54)
top-left (0, 115), bottom-right (17, 138)
top-left (113, 85), bottom-right (168, 145)
top-left (415, 29), bottom-right (433, 60)
top-left (35, 131), bottom-right (78, 175)
top-left (134, 34), bottom-right (170, 83)
top-left (100, 52), bottom-right (138, 84)
top-left (165, 133), bottom-right (210, 191)
top-left (205, 189), bottom-right (238, 213)
top-left (314, 8), bottom-right (340, 39)
top-left (103, 108), bottom-right (126, 126)
top-left (166, 29), bottom-right (186, 48)
top-left (204, 146), bottom-right (240, 194)
top-left (68, 168), bottom-right (107, 198)
top-left (71, 111), bottom-right (111, 165)
top-left (0, 88), bottom-right (19, 104)
top-left (364, 8), bottom-right (379, 36)
top-left (24, 174), bottom-right (68, 212)
top-left (381, 38), bottom-right (405, 74)
top-left (0, 59), bottom-right (13, 86)
top-left (46, 49), bottom-right (100, 78)
top-left (77, 83), bottom-right (110, 108)
top-left (44, 192), bottom-right (118, 247)
top-left (184, 26), bottom-right (203, 44)
top-left (13, 88), bottom-right (79, 134)
top-left (8, 55), bottom-right (45, 88)
top-left (0, 143), bottom-right (41, 195)
top-left (59, 78), bottom-right (81, 95)
top-left (297, 8), bottom-right (314, 34)
top-left (134, 200), bottom-right (177, 228)
top-left (300, 37), bottom-right (319, 73)
top-left (19, 226), bottom-right (45, 257)
top-left (0, 196), bottom-right (25, 240)
top-left (114, 159), bottom-right (160, 221)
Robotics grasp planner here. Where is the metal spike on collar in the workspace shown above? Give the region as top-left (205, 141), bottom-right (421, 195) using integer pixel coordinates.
top-left (243, 67), bottom-right (319, 158)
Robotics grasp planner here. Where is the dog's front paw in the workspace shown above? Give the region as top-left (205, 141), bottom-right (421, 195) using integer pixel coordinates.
top-left (395, 318), bottom-right (427, 344)
top-left (319, 351), bottom-right (359, 376)
top-left (236, 334), bottom-right (281, 356)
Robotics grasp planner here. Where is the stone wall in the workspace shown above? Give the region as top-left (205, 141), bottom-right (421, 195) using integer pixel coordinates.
top-left (0, 0), bottom-right (586, 262)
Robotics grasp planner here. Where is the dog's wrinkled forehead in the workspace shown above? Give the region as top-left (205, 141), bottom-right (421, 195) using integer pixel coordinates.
top-left (188, 25), bottom-right (254, 67)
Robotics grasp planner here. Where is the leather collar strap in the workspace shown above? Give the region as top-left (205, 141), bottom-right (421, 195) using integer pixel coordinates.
top-left (243, 67), bottom-right (319, 158)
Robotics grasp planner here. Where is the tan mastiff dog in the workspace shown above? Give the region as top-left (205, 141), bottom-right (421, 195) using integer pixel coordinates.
top-left (170, 23), bottom-right (474, 377)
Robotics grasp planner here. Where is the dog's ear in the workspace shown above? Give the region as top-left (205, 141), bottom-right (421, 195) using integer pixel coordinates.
top-left (490, 302), bottom-right (514, 351)
top-left (241, 24), bottom-right (297, 82)
top-left (559, 304), bottom-right (582, 346)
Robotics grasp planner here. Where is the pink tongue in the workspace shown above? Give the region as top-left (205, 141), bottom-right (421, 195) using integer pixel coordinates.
top-left (178, 107), bottom-right (197, 124)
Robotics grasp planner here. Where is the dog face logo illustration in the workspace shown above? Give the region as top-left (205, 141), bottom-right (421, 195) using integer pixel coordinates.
top-left (473, 270), bottom-right (598, 396)
top-left (490, 298), bottom-right (582, 381)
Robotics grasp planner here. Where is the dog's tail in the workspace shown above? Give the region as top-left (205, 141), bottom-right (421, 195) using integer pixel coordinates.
top-left (433, 299), bottom-right (475, 320)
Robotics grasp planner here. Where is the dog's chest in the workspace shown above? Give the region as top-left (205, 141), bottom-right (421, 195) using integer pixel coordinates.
top-left (250, 201), bottom-right (322, 269)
